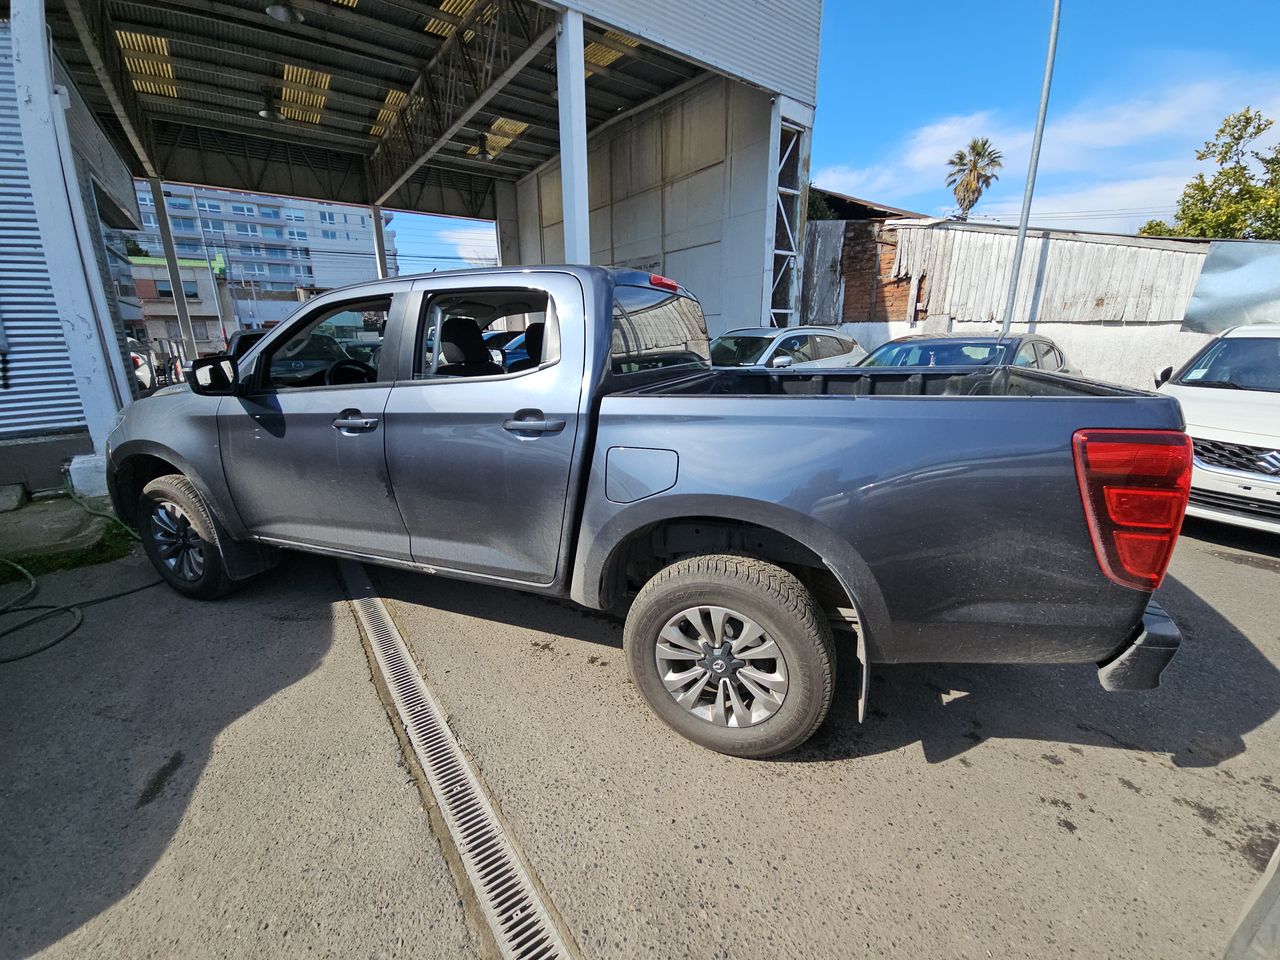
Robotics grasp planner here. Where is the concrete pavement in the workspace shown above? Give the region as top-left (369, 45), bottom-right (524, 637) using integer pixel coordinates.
top-left (374, 517), bottom-right (1280, 960)
top-left (0, 552), bottom-right (476, 960)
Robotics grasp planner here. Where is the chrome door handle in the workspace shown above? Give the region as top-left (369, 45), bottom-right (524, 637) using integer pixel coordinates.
top-left (503, 417), bottom-right (565, 434)
top-left (333, 415), bottom-right (379, 431)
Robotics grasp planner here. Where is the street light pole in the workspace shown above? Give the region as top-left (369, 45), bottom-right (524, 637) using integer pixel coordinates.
top-left (1000, 0), bottom-right (1062, 337)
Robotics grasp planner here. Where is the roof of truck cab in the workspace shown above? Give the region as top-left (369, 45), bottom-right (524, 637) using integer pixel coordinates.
top-left (316, 265), bottom-right (695, 301)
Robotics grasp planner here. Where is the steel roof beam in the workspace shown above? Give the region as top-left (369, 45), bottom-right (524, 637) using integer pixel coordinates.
top-left (369, 0), bottom-right (557, 204)
top-left (59, 0), bottom-right (158, 176)
top-left (140, 97), bottom-right (379, 149)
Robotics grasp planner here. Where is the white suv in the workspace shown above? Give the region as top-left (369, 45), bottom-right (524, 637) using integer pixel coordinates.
top-left (1157, 325), bottom-right (1280, 534)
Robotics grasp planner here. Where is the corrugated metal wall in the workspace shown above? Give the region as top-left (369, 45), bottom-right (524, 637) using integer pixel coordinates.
top-left (565, 0), bottom-right (822, 105)
top-left (0, 23), bottom-right (87, 438)
top-left (891, 222), bottom-right (1207, 327)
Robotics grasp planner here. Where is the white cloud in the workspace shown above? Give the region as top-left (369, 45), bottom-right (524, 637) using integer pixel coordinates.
top-left (813, 71), bottom-right (1280, 232)
top-left (435, 222), bottom-right (498, 266)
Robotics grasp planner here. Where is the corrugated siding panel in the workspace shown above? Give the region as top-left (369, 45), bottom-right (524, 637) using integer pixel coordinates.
top-left (0, 24), bottom-right (86, 437)
top-left (566, 0), bottom-right (821, 105)
top-left (890, 223), bottom-right (1207, 327)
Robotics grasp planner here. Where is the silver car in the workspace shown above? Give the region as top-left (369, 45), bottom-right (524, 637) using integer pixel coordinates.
top-left (709, 326), bottom-right (865, 371)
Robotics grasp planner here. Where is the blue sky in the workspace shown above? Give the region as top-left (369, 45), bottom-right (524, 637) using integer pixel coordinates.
top-left (387, 211), bottom-right (498, 272)
top-left (812, 0), bottom-right (1280, 232)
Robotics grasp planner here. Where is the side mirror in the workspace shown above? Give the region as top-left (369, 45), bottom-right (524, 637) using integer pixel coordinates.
top-left (189, 354), bottom-right (239, 396)
top-left (770, 354), bottom-right (794, 369)
top-left (1154, 365), bottom-right (1174, 388)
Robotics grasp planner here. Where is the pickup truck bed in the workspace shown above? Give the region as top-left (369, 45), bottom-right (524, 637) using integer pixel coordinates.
top-left (108, 266), bottom-right (1192, 757)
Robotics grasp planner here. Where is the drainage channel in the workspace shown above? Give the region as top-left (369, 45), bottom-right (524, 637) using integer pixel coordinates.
top-left (340, 561), bottom-right (574, 960)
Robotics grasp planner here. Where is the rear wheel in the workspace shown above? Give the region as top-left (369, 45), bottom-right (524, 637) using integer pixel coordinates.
top-left (139, 474), bottom-right (234, 600)
top-left (624, 555), bottom-right (835, 758)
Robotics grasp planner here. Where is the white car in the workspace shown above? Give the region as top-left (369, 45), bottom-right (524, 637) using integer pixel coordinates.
top-left (1157, 324), bottom-right (1280, 534)
top-left (709, 326), bottom-right (865, 371)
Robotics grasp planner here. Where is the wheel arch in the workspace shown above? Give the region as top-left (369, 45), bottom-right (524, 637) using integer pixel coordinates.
top-left (573, 494), bottom-right (894, 662)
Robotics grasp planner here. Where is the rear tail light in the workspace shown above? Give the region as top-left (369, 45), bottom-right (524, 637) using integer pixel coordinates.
top-left (132, 355), bottom-right (143, 368)
top-left (1072, 429), bottom-right (1192, 591)
top-left (649, 274), bottom-right (679, 292)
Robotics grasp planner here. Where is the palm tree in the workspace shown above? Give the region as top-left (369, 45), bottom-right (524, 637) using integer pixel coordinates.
top-left (945, 138), bottom-right (1004, 220)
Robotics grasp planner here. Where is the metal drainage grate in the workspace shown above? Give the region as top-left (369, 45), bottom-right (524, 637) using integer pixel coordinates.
top-left (340, 562), bottom-right (573, 960)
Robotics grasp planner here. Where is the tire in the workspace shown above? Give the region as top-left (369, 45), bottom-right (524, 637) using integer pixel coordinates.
top-left (624, 555), bottom-right (836, 758)
top-left (138, 474), bottom-right (235, 600)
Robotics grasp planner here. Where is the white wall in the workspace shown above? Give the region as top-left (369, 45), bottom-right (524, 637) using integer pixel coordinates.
top-left (518, 77), bottom-right (776, 336)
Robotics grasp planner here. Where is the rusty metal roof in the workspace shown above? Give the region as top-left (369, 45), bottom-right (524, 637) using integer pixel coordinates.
top-left (49, 0), bottom-right (703, 217)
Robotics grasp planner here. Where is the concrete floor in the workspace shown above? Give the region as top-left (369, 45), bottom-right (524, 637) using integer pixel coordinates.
top-left (0, 553), bottom-right (476, 960)
top-left (1, 518), bottom-right (1277, 959)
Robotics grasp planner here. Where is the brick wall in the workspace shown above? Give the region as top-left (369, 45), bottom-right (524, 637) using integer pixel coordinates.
top-left (838, 221), bottom-right (920, 324)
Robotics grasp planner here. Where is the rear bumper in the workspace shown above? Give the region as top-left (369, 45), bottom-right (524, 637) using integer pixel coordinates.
top-left (1097, 600), bottom-right (1181, 691)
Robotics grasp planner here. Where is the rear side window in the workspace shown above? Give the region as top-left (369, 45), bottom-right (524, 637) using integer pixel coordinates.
top-left (814, 335), bottom-right (849, 359)
top-left (611, 285), bottom-right (710, 375)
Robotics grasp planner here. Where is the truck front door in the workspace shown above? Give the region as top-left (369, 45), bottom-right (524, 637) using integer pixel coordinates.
top-left (382, 272), bottom-right (587, 585)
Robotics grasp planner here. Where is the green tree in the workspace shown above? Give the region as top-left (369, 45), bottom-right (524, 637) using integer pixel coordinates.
top-left (945, 137), bottom-right (1004, 220)
top-left (1139, 108), bottom-right (1280, 240)
top-left (807, 183), bottom-right (837, 221)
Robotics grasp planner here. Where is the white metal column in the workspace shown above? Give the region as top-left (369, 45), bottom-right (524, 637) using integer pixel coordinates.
top-left (371, 204), bottom-right (389, 279)
top-left (555, 9), bottom-right (590, 264)
top-left (148, 177), bottom-right (198, 359)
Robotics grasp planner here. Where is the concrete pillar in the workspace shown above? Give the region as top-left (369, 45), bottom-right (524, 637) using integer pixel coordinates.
top-left (371, 204), bottom-right (389, 279)
top-left (148, 177), bottom-right (198, 360)
top-left (555, 9), bottom-right (590, 264)
top-left (494, 181), bottom-right (520, 266)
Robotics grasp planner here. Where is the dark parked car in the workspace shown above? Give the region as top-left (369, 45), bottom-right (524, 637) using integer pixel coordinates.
top-left (859, 333), bottom-right (1077, 373)
top-left (108, 267), bottom-right (1190, 757)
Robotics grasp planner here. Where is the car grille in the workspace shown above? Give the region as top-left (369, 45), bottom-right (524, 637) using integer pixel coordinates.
top-left (1188, 488), bottom-right (1280, 522)
top-left (1192, 438), bottom-right (1280, 477)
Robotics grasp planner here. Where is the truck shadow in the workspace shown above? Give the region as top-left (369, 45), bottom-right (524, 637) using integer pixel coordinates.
top-left (796, 573), bottom-right (1280, 767)
top-left (0, 553), bottom-right (336, 960)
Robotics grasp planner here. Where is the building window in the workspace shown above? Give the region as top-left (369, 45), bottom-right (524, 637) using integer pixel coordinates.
top-left (237, 262), bottom-right (268, 278)
top-left (166, 320), bottom-right (211, 340)
top-left (321, 229), bottom-right (338, 240)
top-left (202, 218), bottom-right (224, 233)
top-left (231, 202), bottom-right (257, 216)
top-left (264, 245), bottom-right (288, 259)
top-left (156, 279), bottom-right (200, 299)
top-left (138, 192), bottom-right (154, 206)
top-left (290, 247), bottom-right (311, 261)
top-left (319, 211), bottom-right (337, 224)
top-left (234, 222), bottom-right (260, 237)
top-left (171, 217), bottom-right (197, 232)
top-left (166, 196), bottom-right (193, 211)
top-left (261, 226), bottom-right (285, 239)
top-left (285, 207), bottom-right (305, 221)
top-left (287, 228), bottom-right (308, 241)
top-left (294, 265), bottom-right (315, 281)
top-left (359, 215), bottom-right (367, 227)
top-left (197, 199), bottom-right (221, 213)
top-left (260, 207), bottom-right (282, 220)
top-left (268, 264), bottom-right (293, 279)
top-left (238, 243), bottom-right (265, 256)
top-left (141, 212), bottom-right (158, 228)
top-left (175, 241), bottom-right (202, 256)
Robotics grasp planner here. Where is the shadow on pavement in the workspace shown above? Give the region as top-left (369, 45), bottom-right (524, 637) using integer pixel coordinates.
top-left (1180, 517), bottom-right (1280, 561)
top-left (0, 553), bottom-right (340, 960)
top-left (794, 573), bottom-right (1279, 767)
top-left (376, 566), bottom-right (1277, 770)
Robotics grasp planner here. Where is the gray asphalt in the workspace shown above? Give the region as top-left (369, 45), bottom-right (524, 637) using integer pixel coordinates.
top-left (0, 553), bottom-right (476, 960)
top-left (374, 517), bottom-right (1280, 960)
top-left (2, 519), bottom-right (1276, 959)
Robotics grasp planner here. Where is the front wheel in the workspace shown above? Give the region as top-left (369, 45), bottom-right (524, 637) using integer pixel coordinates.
top-left (624, 555), bottom-right (836, 758)
top-left (139, 474), bottom-right (235, 600)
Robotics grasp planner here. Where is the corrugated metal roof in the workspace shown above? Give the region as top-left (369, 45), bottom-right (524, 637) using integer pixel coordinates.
top-left (890, 221), bottom-right (1208, 326)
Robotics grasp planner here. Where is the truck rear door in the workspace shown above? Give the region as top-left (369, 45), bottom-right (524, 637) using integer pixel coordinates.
top-left (381, 272), bottom-right (587, 585)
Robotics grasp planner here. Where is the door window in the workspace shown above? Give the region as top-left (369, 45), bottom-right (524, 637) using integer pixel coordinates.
top-left (775, 335), bottom-right (816, 363)
top-left (1013, 342), bottom-right (1038, 367)
top-left (416, 290), bottom-right (553, 378)
top-left (1035, 341), bottom-right (1063, 370)
top-left (260, 297), bottom-right (391, 390)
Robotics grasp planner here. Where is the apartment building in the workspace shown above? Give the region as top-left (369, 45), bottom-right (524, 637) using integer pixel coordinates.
top-left (133, 183), bottom-right (399, 328)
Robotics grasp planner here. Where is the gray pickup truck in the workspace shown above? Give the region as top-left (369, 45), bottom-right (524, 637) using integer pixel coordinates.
top-left (107, 266), bottom-right (1193, 757)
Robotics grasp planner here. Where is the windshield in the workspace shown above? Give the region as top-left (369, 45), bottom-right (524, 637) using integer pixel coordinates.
top-left (1175, 337), bottom-right (1280, 392)
top-left (860, 340), bottom-right (1005, 367)
top-left (710, 335), bottom-right (773, 366)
